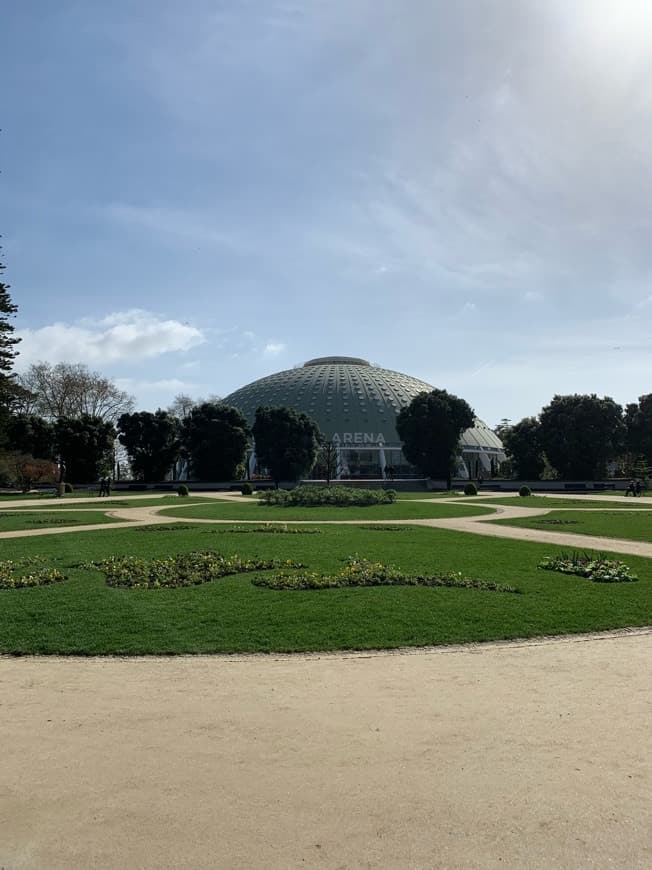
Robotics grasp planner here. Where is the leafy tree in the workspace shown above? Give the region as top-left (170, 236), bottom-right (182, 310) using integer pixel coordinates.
top-left (396, 389), bottom-right (475, 484)
top-left (54, 415), bottom-right (116, 483)
top-left (539, 394), bottom-right (625, 479)
top-left (117, 411), bottom-right (175, 480)
top-left (5, 414), bottom-right (55, 460)
top-left (117, 410), bottom-right (180, 481)
top-left (16, 361), bottom-right (134, 423)
top-left (501, 417), bottom-right (545, 479)
top-left (253, 406), bottom-right (322, 486)
top-left (625, 394), bottom-right (652, 467)
top-left (181, 402), bottom-right (250, 481)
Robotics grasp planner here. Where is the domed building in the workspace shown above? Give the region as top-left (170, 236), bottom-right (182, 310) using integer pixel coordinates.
top-left (224, 356), bottom-right (504, 480)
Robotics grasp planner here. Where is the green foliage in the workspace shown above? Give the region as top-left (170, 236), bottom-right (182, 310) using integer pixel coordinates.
top-left (177, 484), bottom-right (189, 497)
top-left (396, 389), bottom-right (474, 481)
top-left (519, 485), bottom-right (532, 497)
top-left (240, 482), bottom-right (253, 495)
top-left (54, 415), bottom-right (116, 483)
top-left (502, 417), bottom-right (545, 479)
top-left (625, 394), bottom-right (652, 467)
top-left (253, 406), bottom-right (322, 484)
top-left (117, 410), bottom-right (180, 481)
top-left (82, 551), bottom-right (306, 589)
top-left (0, 254), bottom-right (27, 438)
top-left (0, 558), bottom-right (66, 589)
top-left (254, 555), bottom-right (518, 592)
top-left (64, 482), bottom-right (74, 493)
top-left (259, 485), bottom-right (397, 507)
top-left (182, 402), bottom-right (250, 481)
top-left (6, 414), bottom-right (55, 459)
top-left (538, 552), bottom-right (638, 583)
top-left (464, 482), bottom-right (478, 496)
top-left (539, 394), bottom-right (626, 479)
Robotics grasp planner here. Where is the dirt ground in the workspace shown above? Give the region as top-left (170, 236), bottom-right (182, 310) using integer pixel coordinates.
top-left (1, 630), bottom-right (650, 870)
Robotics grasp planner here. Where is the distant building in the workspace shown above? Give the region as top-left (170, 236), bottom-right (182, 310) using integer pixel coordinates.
top-left (224, 356), bottom-right (504, 480)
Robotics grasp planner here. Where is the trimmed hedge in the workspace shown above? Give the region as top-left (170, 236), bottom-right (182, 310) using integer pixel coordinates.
top-left (259, 485), bottom-right (397, 507)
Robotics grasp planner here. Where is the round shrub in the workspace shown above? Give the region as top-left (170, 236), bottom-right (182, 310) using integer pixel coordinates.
top-left (177, 484), bottom-right (189, 497)
top-left (241, 482), bottom-right (253, 496)
top-left (463, 482), bottom-right (478, 496)
top-left (519, 485), bottom-right (531, 497)
top-left (64, 482), bottom-right (74, 493)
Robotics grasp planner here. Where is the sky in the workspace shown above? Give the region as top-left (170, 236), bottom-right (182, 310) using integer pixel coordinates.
top-left (4, 0), bottom-right (652, 427)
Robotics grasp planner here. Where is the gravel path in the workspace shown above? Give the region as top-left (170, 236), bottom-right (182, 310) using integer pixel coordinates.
top-left (0, 491), bottom-right (651, 556)
top-left (1, 630), bottom-right (650, 869)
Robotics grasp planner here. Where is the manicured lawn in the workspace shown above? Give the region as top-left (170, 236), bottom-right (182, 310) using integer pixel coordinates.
top-left (494, 510), bottom-right (652, 543)
top-left (0, 511), bottom-right (123, 531)
top-left (2, 496), bottom-right (217, 510)
top-left (396, 491), bottom-right (468, 500)
top-left (0, 523), bottom-right (650, 655)
top-left (158, 500), bottom-right (496, 521)
top-left (471, 496), bottom-right (652, 509)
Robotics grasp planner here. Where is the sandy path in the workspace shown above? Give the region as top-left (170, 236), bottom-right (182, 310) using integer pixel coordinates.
top-left (1, 631), bottom-right (650, 870)
top-left (0, 491), bottom-right (650, 556)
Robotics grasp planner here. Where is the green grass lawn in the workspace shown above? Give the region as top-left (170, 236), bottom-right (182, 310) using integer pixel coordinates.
top-left (494, 510), bottom-right (652, 543)
top-left (396, 491), bottom-right (468, 500)
top-left (470, 495), bottom-right (652, 509)
top-left (0, 511), bottom-right (123, 531)
top-left (0, 522), bottom-right (650, 655)
top-left (158, 500), bottom-right (496, 521)
top-left (1, 496), bottom-right (217, 510)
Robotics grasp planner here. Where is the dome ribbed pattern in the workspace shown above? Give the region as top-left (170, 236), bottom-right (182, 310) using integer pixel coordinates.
top-left (224, 359), bottom-right (503, 453)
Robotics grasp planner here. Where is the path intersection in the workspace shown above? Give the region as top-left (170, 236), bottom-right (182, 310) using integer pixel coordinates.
top-left (1, 490), bottom-right (651, 557)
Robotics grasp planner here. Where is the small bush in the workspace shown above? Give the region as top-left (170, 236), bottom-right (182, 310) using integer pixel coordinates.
top-left (519, 485), bottom-right (531, 497)
top-left (64, 482), bottom-right (74, 493)
top-left (177, 484), bottom-right (189, 497)
top-left (240, 482), bottom-right (254, 495)
top-left (463, 482), bottom-right (478, 496)
top-left (259, 485), bottom-right (397, 507)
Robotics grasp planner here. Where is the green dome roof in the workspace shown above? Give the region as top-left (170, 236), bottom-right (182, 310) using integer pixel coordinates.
top-left (224, 357), bottom-right (503, 454)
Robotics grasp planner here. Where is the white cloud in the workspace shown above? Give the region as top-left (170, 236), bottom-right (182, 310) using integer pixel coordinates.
top-left (264, 342), bottom-right (286, 356)
top-left (16, 309), bottom-right (206, 368)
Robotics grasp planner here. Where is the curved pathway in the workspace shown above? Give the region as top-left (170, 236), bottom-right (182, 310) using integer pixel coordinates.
top-left (0, 491), bottom-right (650, 557)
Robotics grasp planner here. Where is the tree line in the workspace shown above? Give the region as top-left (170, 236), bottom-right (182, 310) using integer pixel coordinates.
top-left (0, 249), bottom-right (649, 486)
top-left (496, 393), bottom-right (652, 481)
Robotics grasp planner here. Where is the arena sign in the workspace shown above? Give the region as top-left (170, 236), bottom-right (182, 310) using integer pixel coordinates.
top-left (331, 432), bottom-right (386, 445)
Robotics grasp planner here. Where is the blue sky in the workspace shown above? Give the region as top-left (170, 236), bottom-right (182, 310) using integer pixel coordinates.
top-left (4, 0), bottom-right (652, 426)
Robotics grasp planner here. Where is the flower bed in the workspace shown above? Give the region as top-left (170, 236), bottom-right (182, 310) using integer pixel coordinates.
top-left (209, 524), bottom-right (321, 535)
top-left (253, 556), bottom-right (518, 593)
top-left (538, 552), bottom-right (638, 583)
top-left (0, 558), bottom-right (67, 590)
top-left (81, 551), bottom-right (306, 589)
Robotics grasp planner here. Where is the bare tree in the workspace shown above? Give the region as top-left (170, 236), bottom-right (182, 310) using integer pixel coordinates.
top-left (167, 393), bottom-right (222, 420)
top-left (16, 362), bottom-right (135, 423)
top-left (315, 438), bottom-right (341, 485)
top-left (167, 393), bottom-right (197, 420)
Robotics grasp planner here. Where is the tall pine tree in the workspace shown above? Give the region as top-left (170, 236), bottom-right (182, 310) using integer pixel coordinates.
top-left (0, 249), bottom-right (23, 438)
